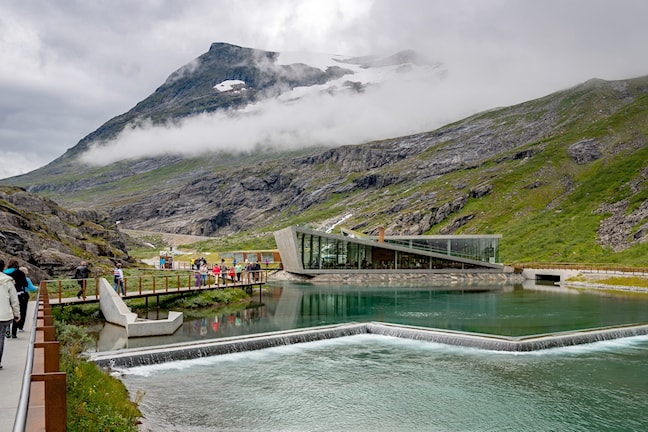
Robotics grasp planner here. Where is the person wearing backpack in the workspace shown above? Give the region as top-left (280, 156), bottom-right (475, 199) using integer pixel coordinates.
top-left (0, 259), bottom-right (19, 368)
top-left (4, 259), bottom-right (28, 339)
top-left (74, 261), bottom-right (90, 299)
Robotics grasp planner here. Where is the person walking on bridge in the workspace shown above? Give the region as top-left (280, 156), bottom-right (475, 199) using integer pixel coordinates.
top-left (4, 259), bottom-right (28, 339)
top-left (74, 260), bottom-right (90, 299)
top-left (0, 259), bottom-right (19, 368)
top-left (113, 263), bottom-right (125, 296)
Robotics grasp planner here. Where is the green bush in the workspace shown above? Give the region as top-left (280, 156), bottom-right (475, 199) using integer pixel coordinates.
top-left (56, 322), bottom-right (141, 432)
top-left (128, 288), bottom-right (252, 320)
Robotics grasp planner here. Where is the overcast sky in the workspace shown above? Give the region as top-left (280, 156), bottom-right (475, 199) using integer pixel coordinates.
top-left (2, 0), bottom-right (648, 179)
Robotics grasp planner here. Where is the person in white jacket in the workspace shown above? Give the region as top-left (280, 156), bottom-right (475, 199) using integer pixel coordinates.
top-left (0, 259), bottom-right (20, 369)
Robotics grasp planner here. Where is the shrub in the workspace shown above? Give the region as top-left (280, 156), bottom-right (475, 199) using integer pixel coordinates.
top-left (56, 322), bottom-right (141, 432)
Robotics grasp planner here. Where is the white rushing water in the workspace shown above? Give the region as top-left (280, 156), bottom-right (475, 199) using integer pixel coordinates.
top-left (120, 334), bottom-right (648, 431)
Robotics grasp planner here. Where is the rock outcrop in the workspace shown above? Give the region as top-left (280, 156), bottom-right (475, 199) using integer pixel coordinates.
top-left (0, 186), bottom-right (131, 281)
top-left (4, 56), bottom-right (648, 263)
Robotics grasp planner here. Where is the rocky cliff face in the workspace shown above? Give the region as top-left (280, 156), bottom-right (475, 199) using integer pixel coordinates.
top-left (105, 76), bottom-right (648, 260)
top-left (0, 186), bottom-right (130, 281)
top-left (14, 42), bottom-right (443, 194)
top-left (5, 44), bottom-right (648, 263)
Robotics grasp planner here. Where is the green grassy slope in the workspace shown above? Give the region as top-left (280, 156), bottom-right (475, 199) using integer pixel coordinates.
top-left (7, 77), bottom-right (648, 266)
top-left (244, 79), bottom-right (648, 265)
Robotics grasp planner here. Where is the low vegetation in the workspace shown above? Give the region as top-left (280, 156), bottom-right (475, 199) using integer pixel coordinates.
top-left (56, 322), bottom-right (141, 432)
top-left (595, 276), bottom-right (648, 288)
top-left (126, 287), bottom-right (253, 319)
top-left (52, 287), bottom-right (254, 430)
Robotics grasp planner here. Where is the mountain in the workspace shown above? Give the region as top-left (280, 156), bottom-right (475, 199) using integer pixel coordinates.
top-left (0, 186), bottom-right (130, 280)
top-left (10, 42), bottom-right (444, 186)
top-left (4, 43), bottom-right (648, 266)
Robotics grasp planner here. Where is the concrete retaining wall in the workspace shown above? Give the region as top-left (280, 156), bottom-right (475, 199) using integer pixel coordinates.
top-left (99, 279), bottom-right (137, 327)
top-left (521, 268), bottom-right (580, 282)
top-left (98, 279), bottom-right (183, 338)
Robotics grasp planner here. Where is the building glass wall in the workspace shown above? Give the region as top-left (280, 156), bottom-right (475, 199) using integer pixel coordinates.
top-left (297, 231), bottom-right (490, 271)
top-left (383, 237), bottom-right (499, 263)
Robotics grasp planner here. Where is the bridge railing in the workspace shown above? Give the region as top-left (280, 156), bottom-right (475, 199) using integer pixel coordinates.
top-left (42, 269), bottom-right (269, 301)
top-left (509, 262), bottom-right (648, 275)
top-left (171, 261), bottom-right (282, 271)
top-left (13, 284), bottom-right (66, 432)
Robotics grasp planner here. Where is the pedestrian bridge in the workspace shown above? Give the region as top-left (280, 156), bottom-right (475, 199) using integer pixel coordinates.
top-left (45, 270), bottom-right (267, 306)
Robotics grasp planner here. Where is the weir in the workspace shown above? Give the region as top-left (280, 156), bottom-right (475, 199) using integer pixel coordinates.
top-left (88, 321), bottom-right (648, 368)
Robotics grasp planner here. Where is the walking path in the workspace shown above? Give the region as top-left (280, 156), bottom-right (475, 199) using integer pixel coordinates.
top-left (0, 301), bottom-right (35, 432)
top-left (47, 278), bottom-right (265, 306)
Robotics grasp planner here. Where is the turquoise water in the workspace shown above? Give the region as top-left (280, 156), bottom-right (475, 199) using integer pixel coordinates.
top-left (110, 282), bottom-right (648, 430)
top-left (100, 282), bottom-right (648, 351)
top-left (121, 333), bottom-right (648, 431)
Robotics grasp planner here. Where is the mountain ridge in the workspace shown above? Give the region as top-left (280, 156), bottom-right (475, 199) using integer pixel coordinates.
top-left (3, 43), bottom-right (648, 265)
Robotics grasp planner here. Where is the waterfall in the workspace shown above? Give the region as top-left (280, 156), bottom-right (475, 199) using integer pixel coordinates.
top-left (88, 322), bottom-right (648, 367)
top-left (90, 323), bottom-right (367, 368)
top-left (366, 322), bottom-right (648, 352)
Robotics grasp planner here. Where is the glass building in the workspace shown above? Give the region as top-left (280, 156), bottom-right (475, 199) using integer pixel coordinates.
top-left (274, 226), bottom-right (503, 276)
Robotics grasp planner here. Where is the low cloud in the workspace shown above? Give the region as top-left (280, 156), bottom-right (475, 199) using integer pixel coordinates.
top-left (78, 66), bottom-right (506, 166)
top-left (5, 0), bottom-right (648, 178)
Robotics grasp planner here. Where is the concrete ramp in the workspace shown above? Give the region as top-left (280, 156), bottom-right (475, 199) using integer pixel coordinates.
top-left (98, 278), bottom-right (183, 338)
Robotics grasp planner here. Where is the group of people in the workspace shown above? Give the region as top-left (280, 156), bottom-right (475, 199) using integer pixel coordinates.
top-left (0, 258), bottom-right (37, 370)
top-left (0, 253), bottom-right (269, 369)
top-left (191, 258), bottom-right (264, 287)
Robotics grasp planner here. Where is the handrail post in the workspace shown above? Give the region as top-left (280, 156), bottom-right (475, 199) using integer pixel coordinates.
top-left (31, 373), bottom-right (66, 432)
top-left (37, 325), bottom-right (56, 341)
top-left (35, 341), bottom-right (60, 373)
top-left (15, 288), bottom-right (67, 432)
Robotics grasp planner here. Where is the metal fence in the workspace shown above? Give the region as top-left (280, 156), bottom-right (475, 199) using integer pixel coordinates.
top-left (43, 269), bottom-right (269, 302)
top-left (510, 262), bottom-right (648, 275)
top-left (13, 284), bottom-right (66, 432)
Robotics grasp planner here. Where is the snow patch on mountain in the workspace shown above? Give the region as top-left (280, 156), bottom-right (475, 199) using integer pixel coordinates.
top-left (213, 79), bottom-right (246, 92)
top-left (77, 45), bottom-right (456, 167)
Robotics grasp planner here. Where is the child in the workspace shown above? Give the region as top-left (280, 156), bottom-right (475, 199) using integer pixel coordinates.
top-left (228, 266), bottom-right (235, 283)
top-left (212, 264), bottom-right (221, 285)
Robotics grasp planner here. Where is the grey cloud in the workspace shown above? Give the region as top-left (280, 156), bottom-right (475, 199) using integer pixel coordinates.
top-left (2, 0), bottom-right (648, 178)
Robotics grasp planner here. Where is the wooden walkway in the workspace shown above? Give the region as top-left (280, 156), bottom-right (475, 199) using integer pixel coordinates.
top-left (45, 273), bottom-right (267, 306)
top-left (1, 302), bottom-right (35, 431)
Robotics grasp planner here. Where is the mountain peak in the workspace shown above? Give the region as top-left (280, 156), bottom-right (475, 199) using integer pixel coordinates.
top-left (43, 43), bottom-right (444, 165)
